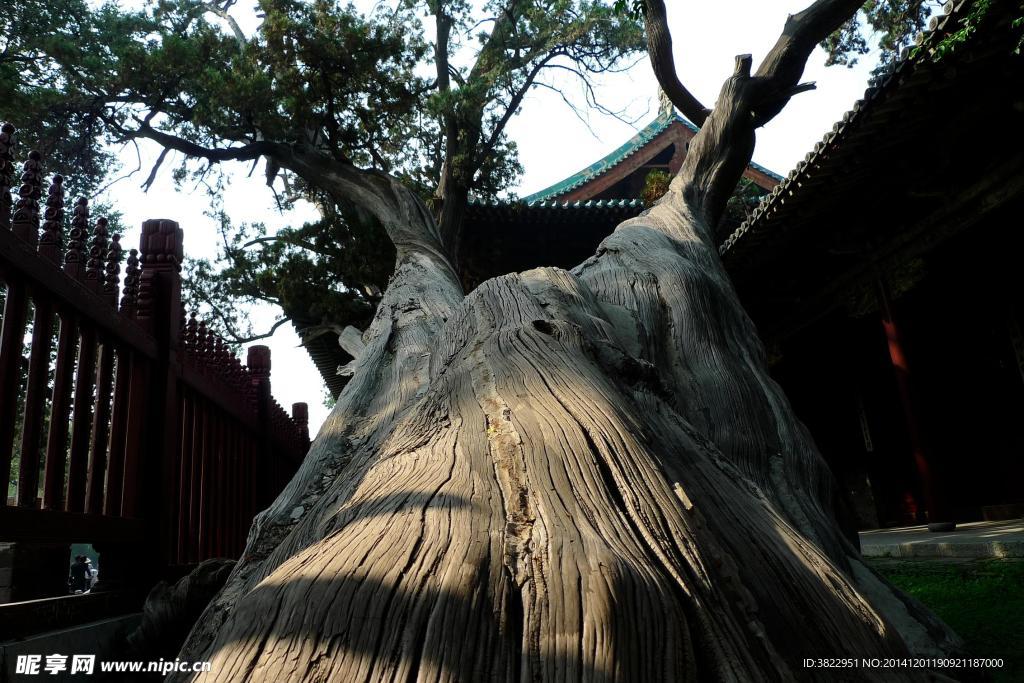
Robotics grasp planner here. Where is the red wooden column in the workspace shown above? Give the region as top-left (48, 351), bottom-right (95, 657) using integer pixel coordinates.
top-left (247, 345), bottom-right (272, 509)
top-left (877, 278), bottom-right (954, 532)
top-left (133, 219), bottom-right (185, 574)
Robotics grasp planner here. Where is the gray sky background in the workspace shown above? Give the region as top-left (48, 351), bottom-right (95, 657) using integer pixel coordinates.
top-left (100, 0), bottom-right (881, 437)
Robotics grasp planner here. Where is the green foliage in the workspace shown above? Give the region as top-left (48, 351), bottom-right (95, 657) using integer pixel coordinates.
top-left (611, 0), bottom-right (642, 21)
top-left (821, 1), bottom-right (935, 72)
top-left (0, 0), bottom-right (130, 199)
top-left (182, 197), bottom-right (393, 342)
top-left (825, 0), bottom-right (1024, 70)
top-left (871, 559), bottom-right (1024, 682)
top-left (721, 177), bottom-right (765, 227)
top-left (322, 385), bottom-right (337, 410)
top-left (846, 258), bottom-right (926, 317)
top-left (927, 0), bottom-right (1024, 59)
top-left (931, 0), bottom-right (992, 57)
top-left (2, 0), bottom-right (644, 349)
top-left (640, 170), bottom-right (764, 231)
top-left (640, 169), bottom-right (670, 207)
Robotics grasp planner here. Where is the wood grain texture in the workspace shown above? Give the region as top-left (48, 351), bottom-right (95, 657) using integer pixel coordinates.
top-left (174, 189), bottom-right (962, 680)
top-left (173, 1), bottom-right (965, 676)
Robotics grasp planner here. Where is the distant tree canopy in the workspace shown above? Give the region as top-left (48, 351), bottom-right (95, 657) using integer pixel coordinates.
top-left (0, 0), bottom-right (939, 346)
top-left (821, 0), bottom-right (938, 68)
top-left (0, 0), bottom-right (645, 343)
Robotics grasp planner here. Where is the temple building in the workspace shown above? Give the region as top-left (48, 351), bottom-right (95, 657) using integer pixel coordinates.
top-left (457, 102), bottom-right (781, 289)
top-left (720, 1), bottom-right (1024, 529)
top-left (303, 2), bottom-right (1024, 530)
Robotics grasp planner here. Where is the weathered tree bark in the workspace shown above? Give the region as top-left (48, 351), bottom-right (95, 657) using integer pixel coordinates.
top-left (173, 1), bottom-right (967, 680)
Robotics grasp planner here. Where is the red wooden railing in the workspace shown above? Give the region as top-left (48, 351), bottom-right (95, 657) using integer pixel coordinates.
top-left (0, 124), bottom-right (309, 617)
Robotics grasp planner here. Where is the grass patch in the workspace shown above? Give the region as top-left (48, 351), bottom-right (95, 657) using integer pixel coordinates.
top-left (868, 559), bottom-right (1024, 682)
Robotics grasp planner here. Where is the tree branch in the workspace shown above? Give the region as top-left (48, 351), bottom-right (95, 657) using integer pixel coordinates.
top-left (240, 234), bottom-right (327, 254)
top-left (141, 146), bottom-right (171, 192)
top-left (229, 317), bottom-right (290, 344)
top-left (750, 0), bottom-right (864, 122)
top-left (123, 120), bottom-right (278, 164)
top-left (640, 0), bottom-right (710, 127)
top-left (203, 0), bottom-right (247, 49)
top-left (663, 0), bottom-right (864, 235)
top-left (435, 8), bottom-right (452, 94)
top-left (114, 115), bottom-right (460, 288)
top-left (480, 55), bottom-right (556, 160)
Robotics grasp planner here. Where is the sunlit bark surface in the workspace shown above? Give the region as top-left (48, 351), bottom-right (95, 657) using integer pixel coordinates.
top-left (174, 176), bottom-right (963, 680)
top-left (174, 2), bottom-right (966, 675)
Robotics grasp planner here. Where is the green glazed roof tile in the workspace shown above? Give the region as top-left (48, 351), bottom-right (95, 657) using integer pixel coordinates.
top-left (521, 111), bottom-right (780, 205)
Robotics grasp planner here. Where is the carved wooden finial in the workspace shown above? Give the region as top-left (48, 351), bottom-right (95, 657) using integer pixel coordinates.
top-left (197, 319), bottom-right (209, 347)
top-left (38, 175), bottom-right (65, 263)
top-left (86, 216), bottom-right (110, 293)
top-left (133, 219), bottom-right (185, 331)
top-left (0, 123), bottom-right (15, 229)
top-left (184, 312), bottom-right (199, 353)
top-left (229, 351), bottom-right (245, 393)
top-left (102, 233), bottom-right (124, 305)
top-left (139, 218), bottom-right (183, 271)
top-left (11, 150), bottom-right (43, 243)
top-left (197, 320), bottom-right (212, 370)
top-left (135, 266), bottom-right (154, 322)
top-left (120, 248), bottom-right (141, 316)
top-left (63, 197), bottom-right (90, 280)
top-left (214, 336), bottom-right (229, 372)
top-left (292, 402), bottom-right (310, 443)
top-left (247, 345), bottom-right (271, 377)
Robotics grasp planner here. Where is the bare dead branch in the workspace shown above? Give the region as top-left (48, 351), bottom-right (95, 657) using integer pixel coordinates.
top-left (665, 0), bottom-right (864, 233)
top-left (141, 146), bottom-right (171, 192)
top-left (640, 0), bottom-right (710, 126)
top-left (203, 0), bottom-right (247, 49)
top-left (240, 234), bottom-right (325, 254)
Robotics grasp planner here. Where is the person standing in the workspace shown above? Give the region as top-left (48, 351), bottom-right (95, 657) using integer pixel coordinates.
top-left (68, 555), bottom-right (91, 594)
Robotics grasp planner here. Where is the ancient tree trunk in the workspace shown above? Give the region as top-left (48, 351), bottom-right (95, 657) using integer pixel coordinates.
top-left (174, 2), bottom-right (966, 679)
top-left (175, 177), bottom-right (962, 683)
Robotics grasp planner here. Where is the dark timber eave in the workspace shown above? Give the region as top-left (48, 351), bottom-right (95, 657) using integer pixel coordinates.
top-left (720, 0), bottom-right (1024, 343)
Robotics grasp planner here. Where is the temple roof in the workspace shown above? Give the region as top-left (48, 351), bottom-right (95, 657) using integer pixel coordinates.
top-left (720, 0), bottom-right (976, 259)
top-left (523, 111), bottom-right (782, 204)
top-left (720, 0), bottom-right (1024, 341)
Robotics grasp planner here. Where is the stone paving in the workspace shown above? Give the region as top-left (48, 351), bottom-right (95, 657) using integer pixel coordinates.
top-left (859, 518), bottom-right (1024, 559)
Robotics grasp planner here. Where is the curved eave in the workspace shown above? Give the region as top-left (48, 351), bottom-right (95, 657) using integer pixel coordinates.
top-left (468, 197), bottom-right (645, 212)
top-left (719, 0), bottom-right (970, 258)
top-left (522, 112), bottom-right (698, 204)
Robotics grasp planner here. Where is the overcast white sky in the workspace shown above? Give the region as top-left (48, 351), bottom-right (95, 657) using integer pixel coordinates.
top-left (101, 0), bottom-right (880, 437)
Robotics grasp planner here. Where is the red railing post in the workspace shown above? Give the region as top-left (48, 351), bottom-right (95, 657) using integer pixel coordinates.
top-left (85, 233), bottom-right (123, 514)
top-left (0, 125), bottom-right (317, 610)
top-left (247, 345), bottom-right (272, 510)
top-left (15, 174), bottom-right (63, 506)
top-left (66, 216), bottom-right (111, 512)
top-left (41, 198), bottom-right (90, 510)
top-left (292, 402), bottom-right (310, 450)
top-left (0, 150), bottom-right (42, 495)
top-left (130, 219), bottom-right (184, 577)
